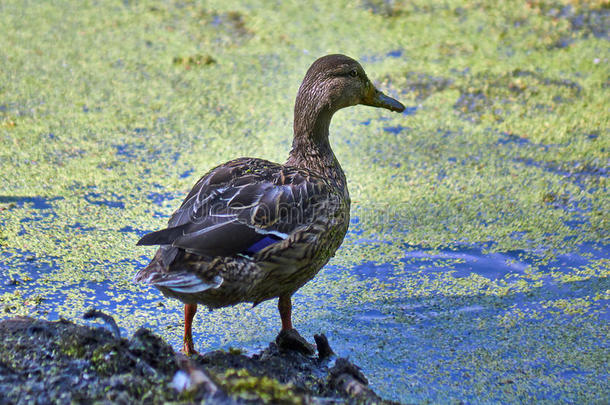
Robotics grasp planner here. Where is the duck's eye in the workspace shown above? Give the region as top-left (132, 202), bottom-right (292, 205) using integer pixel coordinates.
top-left (349, 69), bottom-right (358, 78)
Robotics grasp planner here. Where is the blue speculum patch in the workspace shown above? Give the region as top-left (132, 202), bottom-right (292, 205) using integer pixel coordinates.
top-left (1, 0), bottom-right (608, 403)
top-left (244, 235), bottom-right (284, 255)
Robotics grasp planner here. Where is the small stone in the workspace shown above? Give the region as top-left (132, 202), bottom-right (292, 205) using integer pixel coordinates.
top-left (313, 333), bottom-right (334, 359)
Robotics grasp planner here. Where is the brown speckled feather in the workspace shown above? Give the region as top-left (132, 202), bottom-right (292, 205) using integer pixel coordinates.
top-left (134, 157), bottom-right (349, 307)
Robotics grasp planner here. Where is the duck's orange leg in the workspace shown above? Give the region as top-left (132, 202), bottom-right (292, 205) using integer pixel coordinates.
top-left (276, 295), bottom-right (314, 354)
top-left (182, 303), bottom-right (198, 355)
top-left (278, 295), bottom-right (293, 331)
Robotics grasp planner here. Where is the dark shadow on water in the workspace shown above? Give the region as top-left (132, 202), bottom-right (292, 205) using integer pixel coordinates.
top-left (118, 225), bottom-right (150, 238)
top-left (0, 196), bottom-right (64, 209)
top-left (147, 190), bottom-right (179, 205)
top-left (84, 192), bottom-right (125, 209)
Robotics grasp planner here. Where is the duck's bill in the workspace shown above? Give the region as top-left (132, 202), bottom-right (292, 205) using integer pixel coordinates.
top-left (362, 89), bottom-right (405, 113)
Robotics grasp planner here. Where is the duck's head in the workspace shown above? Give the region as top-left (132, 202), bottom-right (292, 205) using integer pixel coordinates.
top-left (296, 54), bottom-right (405, 115)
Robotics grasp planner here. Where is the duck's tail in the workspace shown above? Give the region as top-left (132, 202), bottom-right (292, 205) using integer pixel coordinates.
top-left (149, 272), bottom-right (223, 293)
top-left (134, 249), bottom-right (223, 294)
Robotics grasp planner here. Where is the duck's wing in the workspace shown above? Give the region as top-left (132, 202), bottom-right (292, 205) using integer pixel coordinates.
top-left (137, 157), bottom-right (334, 258)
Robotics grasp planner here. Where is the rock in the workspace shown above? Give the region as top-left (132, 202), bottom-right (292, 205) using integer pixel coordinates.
top-left (0, 316), bottom-right (399, 404)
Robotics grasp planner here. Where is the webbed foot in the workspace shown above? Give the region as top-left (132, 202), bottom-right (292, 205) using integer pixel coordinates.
top-left (276, 328), bottom-right (315, 355)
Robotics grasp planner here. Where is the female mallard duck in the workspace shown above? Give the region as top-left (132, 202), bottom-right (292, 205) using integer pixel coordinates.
top-left (135, 54), bottom-right (405, 355)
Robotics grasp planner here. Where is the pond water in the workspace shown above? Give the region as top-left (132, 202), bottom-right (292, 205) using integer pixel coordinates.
top-left (1, 185), bottom-right (607, 403)
top-left (1, 0), bottom-right (608, 403)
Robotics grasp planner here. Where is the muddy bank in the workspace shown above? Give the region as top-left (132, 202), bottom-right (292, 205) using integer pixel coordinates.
top-left (0, 315), bottom-right (398, 404)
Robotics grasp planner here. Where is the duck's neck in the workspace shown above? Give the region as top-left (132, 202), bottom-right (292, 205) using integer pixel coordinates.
top-left (286, 89), bottom-right (347, 191)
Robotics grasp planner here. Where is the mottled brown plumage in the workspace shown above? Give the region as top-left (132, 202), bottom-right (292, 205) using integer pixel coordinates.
top-left (134, 54), bottom-right (405, 354)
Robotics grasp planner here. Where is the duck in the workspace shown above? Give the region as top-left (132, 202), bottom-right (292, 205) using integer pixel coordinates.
top-left (134, 54), bottom-right (405, 355)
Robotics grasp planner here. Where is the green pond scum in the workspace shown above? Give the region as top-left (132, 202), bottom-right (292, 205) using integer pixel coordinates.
top-left (0, 0), bottom-right (608, 403)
